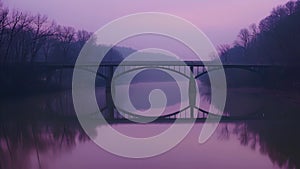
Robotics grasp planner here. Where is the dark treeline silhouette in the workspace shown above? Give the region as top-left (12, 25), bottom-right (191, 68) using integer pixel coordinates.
top-left (0, 0), bottom-right (135, 95)
top-left (0, 0), bottom-right (90, 94)
top-left (0, 1), bottom-right (91, 64)
top-left (220, 0), bottom-right (300, 64)
top-left (0, 0), bottom-right (135, 64)
top-left (215, 0), bottom-right (300, 89)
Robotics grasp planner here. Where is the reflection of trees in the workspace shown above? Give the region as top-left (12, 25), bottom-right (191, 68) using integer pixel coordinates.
top-left (0, 120), bottom-right (88, 169)
top-left (231, 121), bottom-right (300, 169)
top-left (0, 91), bottom-right (90, 169)
top-left (199, 79), bottom-right (300, 119)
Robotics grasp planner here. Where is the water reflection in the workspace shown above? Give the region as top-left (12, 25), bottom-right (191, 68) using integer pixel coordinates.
top-left (232, 121), bottom-right (300, 169)
top-left (0, 85), bottom-right (299, 169)
top-left (0, 91), bottom-right (88, 169)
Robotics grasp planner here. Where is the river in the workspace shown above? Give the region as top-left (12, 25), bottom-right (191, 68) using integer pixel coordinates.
top-left (0, 83), bottom-right (299, 169)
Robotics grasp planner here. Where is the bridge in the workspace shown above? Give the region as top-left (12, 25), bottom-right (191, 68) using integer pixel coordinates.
top-left (1, 61), bottom-right (292, 122)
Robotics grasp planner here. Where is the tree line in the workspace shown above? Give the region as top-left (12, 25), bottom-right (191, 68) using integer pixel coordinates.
top-left (2, 0), bottom-right (300, 65)
top-left (0, 1), bottom-right (133, 94)
top-left (215, 0), bottom-right (300, 89)
top-left (0, 0), bottom-right (93, 65)
top-left (219, 0), bottom-right (300, 65)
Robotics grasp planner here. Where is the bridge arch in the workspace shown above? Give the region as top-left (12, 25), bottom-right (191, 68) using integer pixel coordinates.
top-left (112, 66), bottom-right (190, 80)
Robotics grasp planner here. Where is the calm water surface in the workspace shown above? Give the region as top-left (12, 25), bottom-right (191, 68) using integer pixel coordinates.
top-left (0, 83), bottom-right (300, 169)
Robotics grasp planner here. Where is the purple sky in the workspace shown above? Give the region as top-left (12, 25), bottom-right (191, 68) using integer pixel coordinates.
top-left (3, 0), bottom-right (289, 48)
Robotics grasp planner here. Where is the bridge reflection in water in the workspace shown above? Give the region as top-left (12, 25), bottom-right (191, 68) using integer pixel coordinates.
top-left (1, 89), bottom-right (300, 169)
top-left (70, 61), bottom-right (281, 122)
top-left (1, 66), bottom-right (300, 169)
top-left (1, 61), bottom-right (291, 122)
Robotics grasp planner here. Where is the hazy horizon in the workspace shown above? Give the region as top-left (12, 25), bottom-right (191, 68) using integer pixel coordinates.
top-left (3, 0), bottom-right (289, 49)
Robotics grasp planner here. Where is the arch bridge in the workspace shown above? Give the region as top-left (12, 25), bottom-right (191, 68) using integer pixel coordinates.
top-left (2, 61), bottom-right (287, 122)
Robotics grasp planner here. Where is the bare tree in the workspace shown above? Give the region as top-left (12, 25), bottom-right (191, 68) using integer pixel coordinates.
top-left (14, 13), bottom-right (34, 62)
top-left (236, 28), bottom-right (251, 49)
top-left (42, 36), bottom-right (55, 63)
top-left (0, 3), bottom-right (9, 60)
top-left (4, 10), bottom-right (33, 63)
top-left (55, 26), bottom-right (75, 85)
top-left (56, 26), bottom-right (75, 63)
top-left (259, 16), bottom-right (272, 32)
top-left (271, 5), bottom-right (288, 19)
top-left (286, 1), bottom-right (296, 15)
top-left (249, 24), bottom-right (258, 38)
top-left (30, 14), bottom-right (55, 62)
top-left (76, 29), bottom-right (91, 47)
top-left (15, 26), bottom-right (32, 62)
top-left (218, 44), bottom-right (230, 62)
top-left (296, 0), bottom-right (300, 11)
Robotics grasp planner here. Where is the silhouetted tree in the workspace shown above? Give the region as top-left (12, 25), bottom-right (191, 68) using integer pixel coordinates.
top-left (236, 28), bottom-right (251, 49)
top-left (4, 11), bottom-right (33, 63)
top-left (0, 2), bottom-right (8, 62)
top-left (286, 1), bottom-right (296, 15)
top-left (29, 14), bottom-right (55, 62)
top-left (218, 44), bottom-right (230, 62)
top-left (76, 29), bottom-right (91, 47)
top-left (215, 0), bottom-right (300, 88)
top-left (55, 26), bottom-right (75, 63)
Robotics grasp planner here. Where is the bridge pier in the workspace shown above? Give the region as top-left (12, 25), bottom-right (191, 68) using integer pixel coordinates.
top-left (106, 66), bottom-right (115, 120)
top-left (189, 66), bottom-right (196, 118)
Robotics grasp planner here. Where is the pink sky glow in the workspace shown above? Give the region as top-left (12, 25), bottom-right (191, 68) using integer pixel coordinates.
top-left (3, 0), bottom-right (290, 48)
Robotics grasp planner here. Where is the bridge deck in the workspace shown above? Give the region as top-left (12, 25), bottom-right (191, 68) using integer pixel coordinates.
top-left (1, 61), bottom-right (295, 67)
